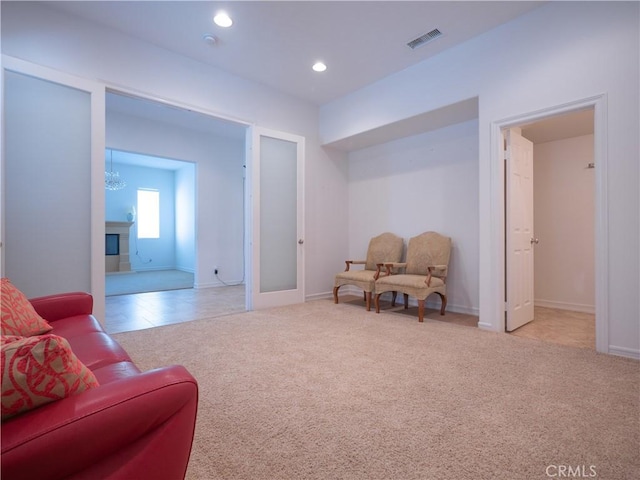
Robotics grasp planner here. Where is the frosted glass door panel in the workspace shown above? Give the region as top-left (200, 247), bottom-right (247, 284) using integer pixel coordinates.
top-left (259, 136), bottom-right (297, 293)
top-left (4, 71), bottom-right (91, 297)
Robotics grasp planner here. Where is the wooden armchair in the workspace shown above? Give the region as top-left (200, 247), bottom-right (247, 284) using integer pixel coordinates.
top-left (333, 232), bottom-right (404, 311)
top-left (374, 231), bottom-right (451, 322)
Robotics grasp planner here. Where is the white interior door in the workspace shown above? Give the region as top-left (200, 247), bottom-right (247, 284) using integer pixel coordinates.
top-left (505, 128), bottom-right (535, 331)
top-left (2, 55), bottom-right (106, 320)
top-left (2, 58), bottom-right (103, 295)
top-left (246, 127), bottom-right (304, 310)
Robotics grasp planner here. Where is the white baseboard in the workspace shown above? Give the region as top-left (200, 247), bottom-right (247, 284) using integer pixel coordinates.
top-left (195, 281), bottom-right (221, 289)
top-left (132, 265), bottom-right (175, 272)
top-left (534, 299), bottom-right (595, 314)
top-left (175, 266), bottom-right (195, 274)
top-left (195, 280), bottom-right (244, 289)
top-left (477, 321), bottom-right (498, 331)
top-left (608, 345), bottom-right (640, 360)
top-left (424, 300), bottom-right (478, 316)
top-left (306, 291), bottom-right (333, 301)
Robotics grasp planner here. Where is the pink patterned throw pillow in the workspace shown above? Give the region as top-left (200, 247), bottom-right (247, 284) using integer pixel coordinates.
top-left (1, 278), bottom-right (53, 337)
top-left (1, 334), bottom-right (99, 420)
top-left (0, 335), bottom-right (24, 347)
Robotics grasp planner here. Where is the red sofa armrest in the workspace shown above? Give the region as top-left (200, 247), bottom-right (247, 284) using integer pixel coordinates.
top-left (29, 292), bottom-right (93, 321)
top-left (1, 365), bottom-right (198, 480)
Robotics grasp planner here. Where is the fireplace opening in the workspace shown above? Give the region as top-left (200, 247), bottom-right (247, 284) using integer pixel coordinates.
top-left (106, 234), bottom-right (120, 255)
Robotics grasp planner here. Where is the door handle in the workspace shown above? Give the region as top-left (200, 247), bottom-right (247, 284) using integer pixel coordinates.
top-left (530, 237), bottom-right (539, 245)
top-left (298, 239), bottom-right (304, 245)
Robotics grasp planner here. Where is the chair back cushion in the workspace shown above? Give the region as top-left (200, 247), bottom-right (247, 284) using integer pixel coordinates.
top-left (405, 232), bottom-right (451, 276)
top-left (365, 233), bottom-right (404, 271)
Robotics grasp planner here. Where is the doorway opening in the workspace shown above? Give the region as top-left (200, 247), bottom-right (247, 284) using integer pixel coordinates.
top-left (104, 90), bottom-right (248, 333)
top-left (504, 108), bottom-right (596, 350)
top-left (104, 148), bottom-right (196, 296)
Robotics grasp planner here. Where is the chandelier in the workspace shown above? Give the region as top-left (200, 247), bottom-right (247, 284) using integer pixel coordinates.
top-left (105, 149), bottom-right (126, 191)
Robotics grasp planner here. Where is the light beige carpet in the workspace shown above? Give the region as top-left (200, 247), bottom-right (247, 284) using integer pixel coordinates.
top-left (113, 300), bottom-right (639, 480)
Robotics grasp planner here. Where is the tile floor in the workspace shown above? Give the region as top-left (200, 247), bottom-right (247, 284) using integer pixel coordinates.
top-left (104, 285), bottom-right (245, 334)
top-left (509, 306), bottom-right (595, 350)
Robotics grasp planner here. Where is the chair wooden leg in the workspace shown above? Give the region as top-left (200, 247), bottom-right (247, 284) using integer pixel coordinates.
top-left (437, 293), bottom-right (447, 315)
top-left (333, 286), bottom-right (340, 304)
top-left (403, 293), bottom-right (409, 309)
top-left (363, 291), bottom-right (367, 302)
top-left (418, 299), bottom-right (425, 322)
top-left (365, 291), bottom-right (372, 311)
top-left (374, 293), bottom-right (381, 313)
top-left (391, 291), bottom-right (397, 307)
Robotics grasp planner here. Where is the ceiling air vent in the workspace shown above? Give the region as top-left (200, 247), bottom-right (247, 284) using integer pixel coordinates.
top-left (407, 28), bottom-right (443, 50)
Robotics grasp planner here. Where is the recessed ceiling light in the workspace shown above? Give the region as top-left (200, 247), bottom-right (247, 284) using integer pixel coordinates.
top-left (214, 12), bottom-right (233, 28)
top-left (312, 62), bottom-right (327, 72)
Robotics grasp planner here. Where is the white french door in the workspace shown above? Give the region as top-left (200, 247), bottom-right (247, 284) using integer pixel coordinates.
top-left (505, 128), bottom-right (535, 331)
top-left (246, 127), bottom-right (305, 310)
top-left (1, 55), bottom-right (106, 320)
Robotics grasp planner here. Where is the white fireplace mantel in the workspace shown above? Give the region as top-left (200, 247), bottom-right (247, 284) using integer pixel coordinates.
top-left (106, 221), bottom-right (134, 273)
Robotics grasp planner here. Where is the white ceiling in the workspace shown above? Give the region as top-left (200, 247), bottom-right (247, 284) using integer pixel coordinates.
top-left (521, 109), bottom-right (594, 144)
top-left (107, 147), bottom-right (190, 170)
top-left (47, 1), bottom-right (545, 105)
top-left (88, 1), bottom-right (586, 165)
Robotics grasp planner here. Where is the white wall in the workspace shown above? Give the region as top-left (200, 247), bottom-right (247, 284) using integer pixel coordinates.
top-left (348, 120), bottom-right (479, 314)
top-left (106, 110), bottom-right (244, 287)
top-left (196, 137), bottom-right (244, 288)
top-left (1, 0), bottom-right (349, 299)
top-left (533, 135), bottom-right (595, 313)
top-left (320, 2), bottom-right (639, 356)
top-left (175, 164), bottom-right (195, 274)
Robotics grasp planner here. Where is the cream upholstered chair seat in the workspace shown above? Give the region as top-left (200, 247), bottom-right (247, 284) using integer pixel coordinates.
top-left (376, 274), bottom-right (445, 296)
top-left (374, 231), bottom-right (451, 322)
top-left (335, 269), bottom-right (381, 286)
top-left (333, 232), bottom-right (403, 311)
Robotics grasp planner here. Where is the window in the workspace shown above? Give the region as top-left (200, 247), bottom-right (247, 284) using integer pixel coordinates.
top-left (137, 189), bottom-right (159, 239)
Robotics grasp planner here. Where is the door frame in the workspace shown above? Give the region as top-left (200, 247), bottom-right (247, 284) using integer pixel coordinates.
top-left (488, 94), bottom-right (608, 353)
top-left (101, 85), bottom-right (251, 300)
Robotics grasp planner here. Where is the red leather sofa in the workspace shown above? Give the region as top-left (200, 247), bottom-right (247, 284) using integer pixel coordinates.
top-left (1, 292), bottom-right (198, 480)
